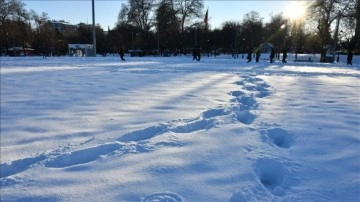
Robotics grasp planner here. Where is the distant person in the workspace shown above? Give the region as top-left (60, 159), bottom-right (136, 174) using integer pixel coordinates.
top-left (255, 49), bottom-right (261, 62)
top-left (282, 49), bottom-right (287, 63)
top-left (347, 50), bottom-right (353, 65)
top-left (270, 48), bottom-right (275, 63)
top-left (197, 48), bottom-right (201, 61)
top-left (192, 48), bottom-right (197, 61)
top-left (192, 48), bottom-right (201, 61)
top-left (246, 48), bottom-right (252, 63)
top-left (119, 47), bottom-right (125, 61)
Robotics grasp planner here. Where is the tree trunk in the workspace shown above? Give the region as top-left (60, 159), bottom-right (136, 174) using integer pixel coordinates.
top-left (355, 0), bottom-right (360, 49)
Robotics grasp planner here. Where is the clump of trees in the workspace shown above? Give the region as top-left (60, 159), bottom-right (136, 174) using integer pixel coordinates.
top-left (1, 0), bottom-right (107, 56)
top-left (1, 0), bottom-right (358, 56)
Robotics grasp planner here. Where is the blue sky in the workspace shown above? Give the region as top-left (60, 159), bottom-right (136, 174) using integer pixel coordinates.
top-left (23, 1), bottom-right (302, 30)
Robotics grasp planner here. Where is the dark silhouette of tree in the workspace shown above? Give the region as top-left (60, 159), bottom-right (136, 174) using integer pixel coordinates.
top-left (3, 0), bottom-right (357, 57)
top-left (241, 11), bottom-right (263, 50)
top-left (0, 0), bottom-right (28, 55)
top-left (339, 0), bottom-right (358, 50)
top-left (355, 0), bottom-right (360, 49)
top-left (288, 20), bottom-right (307, 57)
top-left (119, 0), bottom-right (156, 52)
top-left (303, 32), bottom-right (322, 53)
top-left (263, 13), bottom-right (286, 50)
top-left (110, 23), bottom-right (136, 54)
top-left (155, 0), bottom-right (180, 54)
top-left (173, 0), bottom-right (204, 53)
top-left (310, 0), bottom-right (354, 47)
top-left (218, 21), bottom-right (241, 54)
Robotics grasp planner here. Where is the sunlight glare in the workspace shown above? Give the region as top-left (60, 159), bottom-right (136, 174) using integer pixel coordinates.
top-left (284, 1), bottom-right (307, 20)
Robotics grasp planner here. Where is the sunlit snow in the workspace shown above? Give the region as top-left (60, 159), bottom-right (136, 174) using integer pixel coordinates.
top-left (1, 54), bottom-right (359, 201)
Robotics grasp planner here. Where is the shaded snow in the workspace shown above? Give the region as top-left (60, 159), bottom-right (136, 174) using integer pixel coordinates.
top-left (1, 54), bottom-right (359, 201)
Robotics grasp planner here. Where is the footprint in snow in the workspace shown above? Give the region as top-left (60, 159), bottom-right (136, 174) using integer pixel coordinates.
top-left (169, 118), bottom-right (215, 133)
top-left (119, 124), bottom-right (168, 142)
top-left (244, 84), bottom-right (258, 91)
top-left (235, 110), bottom-right (256, 125)
top-left (44, 142), bottom-right (154, 168)
top-left (201, 108), bottom-right (230, 119)
top-left (0, 178), bottom-right (17, 187)
top-left (261, 128), bottom-right (294, 149)
top-left (243, 76), bottom-right (264, 83)
top-left (44, 143), bottom-right (123, 168)
top-left (254, 158), bottom-right (288, 196)
top-left (236, 76), bottom-right (271, 98)
top-left (229, 192), bottom-right (248, 202)
top-left (255, 82), bottom-right (271, 98)
top-left (142, 192), bottom-right (183, 202)
top-left (229, 90), bottom-right (245, 97)
top-left (234, 80), bottom-right (245, 86)
top-left (231, 96), bottom-right (257, 108)
top-left (1, 154), bottom-right (47, 178)
top-left (256, 89), bottom-right (271, 98)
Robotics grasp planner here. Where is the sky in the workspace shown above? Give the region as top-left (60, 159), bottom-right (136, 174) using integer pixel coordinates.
top-left (23, 0), bottom-right (304, 30)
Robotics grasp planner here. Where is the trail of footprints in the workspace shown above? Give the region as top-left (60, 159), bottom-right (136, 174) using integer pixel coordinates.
top-left (236, 76), bottom-right (295, 198)
top-left (1, 74), bottom-right (295, 200)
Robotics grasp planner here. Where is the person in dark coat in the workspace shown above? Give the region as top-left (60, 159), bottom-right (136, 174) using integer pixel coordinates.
top-left (119, 47), bottom-right (125, 61)
top-left (192, 48), bottom-right (197, 61)
top-left (282, 49), bottom-right (287, 63)
top-left (255, 49), bottom-right (261, 62)
top-left (270, 48), bottom-right (275, 63)
top-left (197, 48), bottom-right (201, 61)
top-left (192, 48), bottom-right (201, 61)
top-left (247, 48), bottom-right (253, 63)
top-left (347, 50), bottom-right (353, 65)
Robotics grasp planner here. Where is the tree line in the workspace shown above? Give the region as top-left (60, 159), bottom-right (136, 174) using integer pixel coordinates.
top-left (1, 0), bottom-right (358, 56)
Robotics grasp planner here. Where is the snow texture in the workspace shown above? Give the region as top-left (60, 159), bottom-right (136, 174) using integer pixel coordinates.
top-left (1, 54), bottom-right (359, 201)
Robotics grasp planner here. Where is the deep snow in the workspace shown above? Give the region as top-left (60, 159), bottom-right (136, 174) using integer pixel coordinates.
top-left (1, 54), bottom-right (359, 202)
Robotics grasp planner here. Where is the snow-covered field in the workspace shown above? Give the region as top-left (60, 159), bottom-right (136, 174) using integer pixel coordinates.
top-left (1, 54), bottom-right (359, 201)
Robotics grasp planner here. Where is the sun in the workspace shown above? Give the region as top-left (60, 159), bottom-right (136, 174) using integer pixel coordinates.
top-left (284, 1), bottom-right (308, 20)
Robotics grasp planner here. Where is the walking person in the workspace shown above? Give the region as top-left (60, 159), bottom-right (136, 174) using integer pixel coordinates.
top-left (282, 49), bottom-right (287, 63)
top-left (192, 48), bottom-right (198, 61)
top-left (347, 50), bottom-right (353, 65)
top-left (255, 49), bottom-right (261, 63)
top-left (119, 47), bottom-right (125, 61)
top-left (270, 48), bottom-right (275, 63)
top-left (247, 48), bottom-right (253, 63)
top-left (196, 48), bottom-right (201, 61)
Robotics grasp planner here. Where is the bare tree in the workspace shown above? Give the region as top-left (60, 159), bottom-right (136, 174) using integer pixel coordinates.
top-left (310, 0), bottom-right (355, 46)
top-left (127, 0), bottom-right (156, 32)
top-left (0, 0), bottom-right (27, 55)
top-left (118, 0), bottom-right (156, 52)
top-left (264, 13), bottom-right (286, 49)
top-left (174, 0), bottom-right (203, 36)
top-left (339, 0), bottom-right (358, 49)
top-left (117, 3), bottom-right (130, 26)
top-left (241, 11), bottom-right (263, 50)
top-left (173, 0), bottom-right (204, 53)
top-left (355, 0), bottom-right (360, 49)
top-left (219, 21), bottom-right (241, 54)
top-left (155, 0), bottom-right (180, 53)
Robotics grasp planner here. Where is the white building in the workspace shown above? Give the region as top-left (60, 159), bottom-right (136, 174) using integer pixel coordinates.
top-left (68, 44), bottom-right (94, 57)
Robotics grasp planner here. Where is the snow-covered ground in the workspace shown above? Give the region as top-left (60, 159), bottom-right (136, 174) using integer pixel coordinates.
top-left (1, 54), bottom-right (359, 201)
